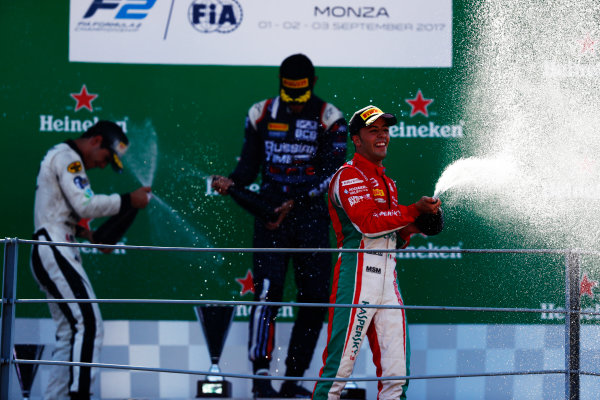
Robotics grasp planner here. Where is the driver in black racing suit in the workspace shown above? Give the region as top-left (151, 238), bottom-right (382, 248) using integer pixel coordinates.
top-left (211, 53), bottom-right (347, 398)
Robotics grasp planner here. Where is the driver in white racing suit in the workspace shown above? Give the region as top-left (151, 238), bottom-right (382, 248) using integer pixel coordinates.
top-left (30, 121), bottom-right (151, 400)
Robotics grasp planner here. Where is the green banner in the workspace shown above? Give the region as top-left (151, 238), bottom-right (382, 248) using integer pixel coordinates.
top-left (2, 0), bottom-right (599, 325)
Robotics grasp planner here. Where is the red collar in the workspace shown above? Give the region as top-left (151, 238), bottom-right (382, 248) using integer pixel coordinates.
top-left (351, 152), bottom-right (386, 177)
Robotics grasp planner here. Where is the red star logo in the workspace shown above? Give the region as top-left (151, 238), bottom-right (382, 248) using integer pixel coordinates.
top-left (70, 84), bottom-right (98, 112)
top-left (236, 269), bottom-right (255, 296)
top-left (580, 273), bottom-right (598, 298)
top-left (579, 34), bottom-right (596, 54)
top-left (405, 90), bottom-right (433, 117)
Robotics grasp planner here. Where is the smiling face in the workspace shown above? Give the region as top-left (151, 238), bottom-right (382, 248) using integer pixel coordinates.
top-left (352, 117), bottom-right (390, 166)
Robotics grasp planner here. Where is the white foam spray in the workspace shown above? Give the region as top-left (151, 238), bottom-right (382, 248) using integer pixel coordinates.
top-left (123, 119), bottom-right (157, 187)
top-left (122, 120), bottom-right (223, 263)
top-left (434, 0), bottom-right (600, 249)
top-left (149, 194), bottom-right (220, 256)
top-left (433, 156), bottom-right (518, 199)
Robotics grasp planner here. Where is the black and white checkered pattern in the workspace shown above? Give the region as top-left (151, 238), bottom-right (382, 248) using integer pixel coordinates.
top-left (9, 318), bottom-right (600, 399)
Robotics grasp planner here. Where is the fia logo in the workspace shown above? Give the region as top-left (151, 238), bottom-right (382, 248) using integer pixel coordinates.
top-left (189, 0), bottom-right (243, 33)
top-left (83, 0), bottom-right (156, 19)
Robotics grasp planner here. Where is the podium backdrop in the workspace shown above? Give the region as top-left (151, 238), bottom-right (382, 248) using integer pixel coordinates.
top-left (2, 0), bottom-right (598, 325)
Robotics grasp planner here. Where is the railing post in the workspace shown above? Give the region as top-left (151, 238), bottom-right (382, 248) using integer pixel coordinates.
top-left (1, 238), bottom-right (19, 400)
top-left (565, 251), bottom-right (580, 400)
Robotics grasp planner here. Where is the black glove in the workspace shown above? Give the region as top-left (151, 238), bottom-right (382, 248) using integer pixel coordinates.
top-left (93, 203), bottom-right (139, 245)
top-left (228, 186), bottom-right (277, 223)
top-left (414, 209), bottom-right (444, 236)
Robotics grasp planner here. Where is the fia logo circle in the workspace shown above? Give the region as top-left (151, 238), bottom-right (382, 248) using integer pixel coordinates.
top-left (188, 0), bottom-right (243, 33)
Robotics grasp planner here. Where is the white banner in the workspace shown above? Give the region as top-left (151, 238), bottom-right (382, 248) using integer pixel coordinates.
top-left (69, 0), bottom-right (452, 67)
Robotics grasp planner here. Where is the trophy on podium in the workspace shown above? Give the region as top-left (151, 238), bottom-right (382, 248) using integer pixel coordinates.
top-left (194, 305), bottom-right (235, 398)
top-left (341, 381), bottom-right (366, 400)
top-left (13, 344), bottom-right (45, 400)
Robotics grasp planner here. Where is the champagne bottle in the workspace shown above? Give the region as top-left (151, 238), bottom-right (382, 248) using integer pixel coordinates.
top-left (93, 203), bottom-right (139, 245)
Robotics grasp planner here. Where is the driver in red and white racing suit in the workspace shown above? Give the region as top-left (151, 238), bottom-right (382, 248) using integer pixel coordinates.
top-left (313, 106), bottom-right (441, 400)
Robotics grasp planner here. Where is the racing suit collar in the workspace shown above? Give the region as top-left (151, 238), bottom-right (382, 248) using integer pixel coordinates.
top-left (65, 140), bottom-right (84, 161)
top-left (279, 95), bottom-right (316, 116)
top-left (352, 152), bottom-right (386, 177)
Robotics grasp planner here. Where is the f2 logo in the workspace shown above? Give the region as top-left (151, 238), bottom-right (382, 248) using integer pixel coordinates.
top-left (84, 0), bottom-right (156, 20)
top-left (188, 0), bottom-right (243, 33)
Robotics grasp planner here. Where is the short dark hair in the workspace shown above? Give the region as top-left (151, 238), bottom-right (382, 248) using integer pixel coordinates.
top-left (81, 120), bottom-right (129, 172)
top-left (81, 120), bottom-right (127, 144)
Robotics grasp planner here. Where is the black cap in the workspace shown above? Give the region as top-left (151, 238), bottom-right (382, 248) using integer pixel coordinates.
top-left (86, 121), bottom-right (129, 173)
top-left (279, 54), bottom-right (315, 104)
top-left (348, 105), bottom-right (397, 136)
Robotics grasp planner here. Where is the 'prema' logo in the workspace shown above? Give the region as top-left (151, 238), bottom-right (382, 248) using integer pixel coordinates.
top-left (189, 0), bottom-right (243, 33)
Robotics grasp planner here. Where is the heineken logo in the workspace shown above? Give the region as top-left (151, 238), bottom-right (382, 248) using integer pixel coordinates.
top-left (39, 85), bottom-right (127, 133)
top-left (389, 121), bottom-right (464, 139)
top-left (39, 115), bottom-right (127, 134)
top-left (392, 89), bottom-right (464, 139)
top-left (397, 241), bottom-right (464, 259)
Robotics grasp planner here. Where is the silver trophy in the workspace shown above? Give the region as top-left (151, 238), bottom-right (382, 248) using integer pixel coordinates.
top-left (341, 381), bottom-right (366, 399)
top-left (13, 344), bottom-right (45, 400)
top-left (194, 305), bottom-right (234, 398)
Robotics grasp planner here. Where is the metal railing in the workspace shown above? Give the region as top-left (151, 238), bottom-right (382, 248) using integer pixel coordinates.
top-left (1, 237), bottom-right (598, 400)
